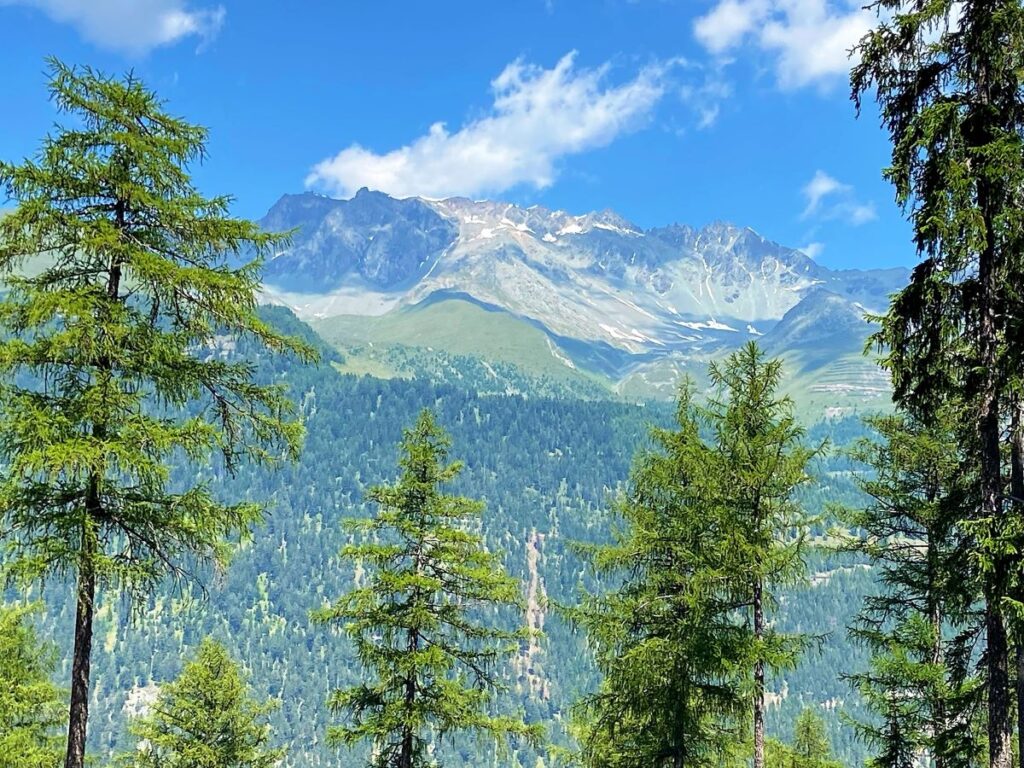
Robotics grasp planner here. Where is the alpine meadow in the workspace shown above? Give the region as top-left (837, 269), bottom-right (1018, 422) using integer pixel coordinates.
top-left (2, 2), bottom-right (1024, 768)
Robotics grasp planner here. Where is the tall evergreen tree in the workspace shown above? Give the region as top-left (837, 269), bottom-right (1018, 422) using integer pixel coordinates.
top-left (118, 638), bottom-right (283, 768)
top-left (0, 60), bottom-right (312, 768)
top-left (706, 342), bottom-right (819, 768)
top-left (568, 389), bottom-right (749, 768)
top-left (766, 708), bottom-right (843, 768)
top-left (571, 344), bottom-right (814, 768)
top-left (852, 4), bottom-right (1024, 766)
top-left (842, 410), bottom-right (982, 768)
top-left (0, 602), bottom-right (64, 768)
top-left (312, 409), bottom-right (541, 768)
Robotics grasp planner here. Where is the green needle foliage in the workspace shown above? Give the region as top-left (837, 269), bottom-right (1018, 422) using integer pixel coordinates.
top-left (570, 343), bottom-right (817, 768)
top-left (0, 59), bottom-right (314, 768)
top-left (853, 3), bottom-right (1024, 766)
top-left (707, 342), bottom-right (820, 768)
top-left (0, 602), bottom-right (64, 768)
top-left (841, 410), bottom-right (983, 768)
top-left (118, 638), bottom-right (283, 768)
top-left (766, 708), bottom-right (843, 768)
top-left (569, 382), bottom-right (749, 768)
top-left (312, 409), bottom-right (542, 768)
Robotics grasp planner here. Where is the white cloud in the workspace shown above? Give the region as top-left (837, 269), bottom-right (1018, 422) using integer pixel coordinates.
top-left (801, 170), bottom-right (876, 225)
top-left (801, 170), bottom-right (846, 218)
top-left (306, 52), bottom-right (673, 200)
top-left (0, 0), bottom-right (225, 54)
top-left (694, 0), bottom-right (872, 89)
top-left (678, 62), bottom-right (732, 129)
top-left (694, 0), bottom-right (770, 53)
top-left (800, 242), bottom-right (825, 259)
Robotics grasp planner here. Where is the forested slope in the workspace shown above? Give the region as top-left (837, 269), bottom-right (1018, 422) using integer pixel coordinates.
top-left (35, 309), bottom-right (877, 767)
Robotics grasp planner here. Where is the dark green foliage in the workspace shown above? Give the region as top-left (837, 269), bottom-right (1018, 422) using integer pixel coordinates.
top-left (22, 312), bottom-right (876, 767)
top-left (842, 410), bottom-right (983, 768)
top-left (0, 59), bottom-right (312, 768)
top-left (852, 3), bottom-right (1024, 766)
top-left (312, 410), bottom-right (542, 768)
top-left (118, 638), bottom-right (283, 768)
top-left (0, 602), bottom-right (64, 768)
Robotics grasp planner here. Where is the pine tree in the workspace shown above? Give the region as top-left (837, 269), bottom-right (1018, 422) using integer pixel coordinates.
top-left (706, 342), bottom-right (819, 768)
top-left (0, 60), bottom-right (313, 768)
top-left (852, 4), bottom-right (1024, 766)
top-left (0, 602), bottom-right (64, 768)
top-left (312, 409), bottom-right (541, 768)
top-left (842, 410), bottom-right (983, 768)
top-left (568, 381), bottom-right (752, 768)
top-left (118, 638), bottom-right (283, 768)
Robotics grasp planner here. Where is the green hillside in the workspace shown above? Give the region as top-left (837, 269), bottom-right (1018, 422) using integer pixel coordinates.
top-left (314, 297), bottom-right (608, 384)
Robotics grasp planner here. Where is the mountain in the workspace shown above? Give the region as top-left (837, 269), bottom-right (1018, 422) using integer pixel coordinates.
top-left (762, 287), bottom-right (872, 358)
top-left (258, 189), bottom-right (907, 407)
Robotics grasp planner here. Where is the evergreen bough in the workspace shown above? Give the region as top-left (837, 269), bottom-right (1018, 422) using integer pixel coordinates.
top-left (0, 59), bottom-right (313, 768)
top-left (313, 409), bottom-right (541, 768)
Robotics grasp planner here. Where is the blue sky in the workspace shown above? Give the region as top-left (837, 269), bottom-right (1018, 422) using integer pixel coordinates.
top-left (0, 0), bottom-right (913, 270)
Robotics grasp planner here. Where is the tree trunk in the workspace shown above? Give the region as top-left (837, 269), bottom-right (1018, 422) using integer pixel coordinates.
top-left (399, 666), bottom-right (416, 768)
top-left (972, 38), bottom-right (1013, 768)
top-left (64, 520), bottom-right (97, 768)
top-left (1011, 399), bottom-right (1024, 768)
top-left (928, 537), bottom-right (945, 768)
top-left (979, 189), bottom-right (1011, 768)
top-left (65, 199), bottom-right (124, 768)
top-left (754, 575), bottom-right (765, 768)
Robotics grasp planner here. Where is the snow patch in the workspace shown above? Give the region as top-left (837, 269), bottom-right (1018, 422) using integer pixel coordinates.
top-left (593, 221), bottom-right (644, 237)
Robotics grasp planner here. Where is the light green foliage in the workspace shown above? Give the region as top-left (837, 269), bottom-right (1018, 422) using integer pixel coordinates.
top-left (841, 410), bottom-right (983, 768)
top-left (569, 342), bottom-right (818, 768)
top-left (0, 58), bottom-right (314, 768)
top-left (312, 409), bottom-right (542, 768)
top-left (707, 343), bottom-right (821, 752)
top-left (766, 708), bottom-right (843, 768)
top-left (0, 57), bottom-right (313, 598)
top-left (118, 638), bottom-right (283, 768)
top-left (0, 602), bottom-right (64, 768)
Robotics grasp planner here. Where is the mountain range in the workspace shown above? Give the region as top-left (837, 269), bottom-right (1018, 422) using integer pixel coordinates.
top-left (258, 188), bottom-right (906, 410)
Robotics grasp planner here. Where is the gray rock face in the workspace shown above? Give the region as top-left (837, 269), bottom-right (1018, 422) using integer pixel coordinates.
top-left (260, 190), bottom-right (907, 358)
top-left (761, 287), bottom-right (871, 356)
top-left (261, 188), bottom-right (458, 292)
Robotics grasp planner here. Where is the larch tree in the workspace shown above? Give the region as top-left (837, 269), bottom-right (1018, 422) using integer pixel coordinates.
top-left (852, 3), bottom-right (1024, 766)
top-left (0, 60), bottom-right (312, 768)
top-left (312, 409), bottom-right (541, 768)
top-left (118, 638), bottom-right (283, 768)
top-left (0, 602), bottom-right (65, 768)
top-left (571, 344), bottom-right (815, 768)
top-left (707, 342), bottom-right (819, 768)
top-left (569, 381), bottom-right (752, 768)
top-left (765, 708), bottom-right (843, 768)
top-left (842, 409), bottom-right (983, 768)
